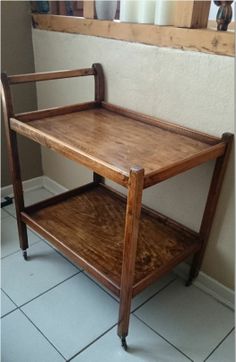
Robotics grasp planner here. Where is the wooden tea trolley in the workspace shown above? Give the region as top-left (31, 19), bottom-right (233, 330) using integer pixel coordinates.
top-left (1, 64), bottom-right (233, 350)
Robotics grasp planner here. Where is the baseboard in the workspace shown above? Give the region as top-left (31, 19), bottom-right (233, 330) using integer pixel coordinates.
top-left (1, 176), bottom-right (68, 198)
top-left (42, 176), bottom-right (68, 194)
top-left (174, 263), bottom-right (235, 310)
top-left (1, 176), bottom-right (45, 198)
top-left (2, 176), bottom-right (234, 310)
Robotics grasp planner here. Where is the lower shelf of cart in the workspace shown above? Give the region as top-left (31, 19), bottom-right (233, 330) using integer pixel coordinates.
top-left (21, 183), bottom-right (200, 297)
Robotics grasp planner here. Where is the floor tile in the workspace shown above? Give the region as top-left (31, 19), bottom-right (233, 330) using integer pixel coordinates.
top-left (2, 241), bottom-right (79, 306)
top-left (83, 272), bottom-right (176, 312)
top-left (1, 309), bottom-right (64, 362)
top-left (73, 315), bottom-right (190, 362)
top-left (1, 215), bottom-right (41, 258)
top-left (1, 209), bottom-right (9, 219)
top-left (206, 329), bottom-right (235, 362)
top-left (132, 273), bottom-right (176, 311)
top-left (135, 279), bottom-right (234, 362)
top-left (3, 187), bottom-right (53, 217)
top-left (22, 273), bottom-right (119, 360)
top-left (1, 290), bottom-right (17, 317)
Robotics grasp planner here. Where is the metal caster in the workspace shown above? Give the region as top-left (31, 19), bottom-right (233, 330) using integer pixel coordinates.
top-left (23, 250), bottom-right (28, 261)
top-left (121, 336), bottom-right (128, 351)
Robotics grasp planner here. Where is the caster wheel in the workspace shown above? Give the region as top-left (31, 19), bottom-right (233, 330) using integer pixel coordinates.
top-left (121, 337), bottom-right (128, 351)
top-left (23, 250), bottom-right (28, 261)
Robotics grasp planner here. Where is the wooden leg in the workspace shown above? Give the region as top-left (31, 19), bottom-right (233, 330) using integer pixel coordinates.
top-left (1, 73), bottom-right (29, 258)
top-left (93, 172), bottom-right (104, 184)
top-left (186, 133), bottom-right (233, 286)
top-left (117, 167), bottom-right (144, 349)
top-left (8, 131), bottom-right (29, 258)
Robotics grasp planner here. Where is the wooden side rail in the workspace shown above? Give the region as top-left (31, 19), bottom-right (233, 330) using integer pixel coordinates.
top-left (8, 67), bottom-right (95, 84)
top-left (1, 63), bottom-right (104, 120)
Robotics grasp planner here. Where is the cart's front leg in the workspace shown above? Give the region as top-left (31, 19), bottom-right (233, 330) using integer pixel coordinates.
top-left (117, 166), bottom-right (144, 350)
top-left (1, 73), bottom-right (29, 260)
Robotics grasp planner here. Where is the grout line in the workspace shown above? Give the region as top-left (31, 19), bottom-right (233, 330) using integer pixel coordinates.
top-left (19, 308), bottom-right (67, 361)
top-left (1, 289), bottom-right (18, 318)
top-left (133, 314), bottom-right (194, 362)
top-left (1, 273), bottom-right (80, 315)
top-left (18, 272), bottom-right (80, 309)
top-left (132, 277), bottom-right (176, 313)
top-left (1, 239), bottom-right (42, 260)
top-left (204, 327), bottom-right (235, 362)
top-left (66, 323), bottom-right (117, 361)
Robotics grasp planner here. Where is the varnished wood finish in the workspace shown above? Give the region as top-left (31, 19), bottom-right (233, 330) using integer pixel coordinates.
top-left (187, 133), bottom-right (234, 283)
top-left (21, 184), bottom-right (200, 296)
top-left (2, 64), bottom-right (233, 346)
top-left (102, 102), bottom-right (221, 145)
top-left (8, 68), bottom-right (95, 84)
top-left (173, 1), bottom-right (211, 29)
top-left (92, 63), bottom-right (105, 103)
top-left (10, 107), bottom-right (226, 188)
top-left (32, 14), bottom-right (235, 57)
top-left (23, 182), bottom-right (96, 214)
top-left (1, 73), bottom-right (29, 251)
top-left (14, 102), bottom-right (99, 122)
top-left (118, 167), bottom-right (144, 338)
top-left (14, 101), bottom-right (98, 122)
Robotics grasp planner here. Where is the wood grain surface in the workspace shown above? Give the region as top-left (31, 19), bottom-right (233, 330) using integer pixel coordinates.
top-left (10, 106), bottom-right (225, 188)
top-left (22, 185), bottom-right (200, 296)
top-left (32, 14), bottom-right (235, 57)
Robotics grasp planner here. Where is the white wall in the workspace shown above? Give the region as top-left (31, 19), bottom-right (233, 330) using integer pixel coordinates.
top-left (32, 29), bottom-right (234, 289)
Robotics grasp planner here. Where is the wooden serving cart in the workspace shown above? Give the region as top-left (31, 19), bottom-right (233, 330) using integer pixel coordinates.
top-left (1, 64), bottom-right (233, 350)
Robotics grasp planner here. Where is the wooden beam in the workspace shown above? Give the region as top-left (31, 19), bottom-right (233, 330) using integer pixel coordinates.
top-left (32, 15), bottom-right (235, 57)
top-left (173, 1), bottom-right (211, 29)
top-left (83, 0), bottom-right (95, 19)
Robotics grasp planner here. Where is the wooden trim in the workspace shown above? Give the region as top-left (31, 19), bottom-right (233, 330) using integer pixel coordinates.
top-left (8, 68), bottom-right (95, 84)
top-left (132, 241), bottom-right (201, 296)
top-left (144, 142), bottom-right (226, 188)
top-left (102, 102), bottom-right (221, 145)
top-left (32, 14), bottom-right (235, 57)
top-left (14, 101), bottom-right (99, 122)
top-left (21, 212), bottom-right (120, 296)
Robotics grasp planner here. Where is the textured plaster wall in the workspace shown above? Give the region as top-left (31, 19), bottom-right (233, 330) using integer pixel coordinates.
top-left (32, 30), bottom-right (234, 289)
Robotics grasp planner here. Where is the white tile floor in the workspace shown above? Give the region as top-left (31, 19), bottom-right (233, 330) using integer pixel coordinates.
top-left (1, 188), bottom-right (235, 362)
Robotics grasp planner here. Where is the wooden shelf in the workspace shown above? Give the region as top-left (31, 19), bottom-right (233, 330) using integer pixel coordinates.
top-left (32, 14), bottom-right (235, 57)
top-left (22, 183), bottom-right (200, 296)
top-left (10, 102), bottom-right (226, 188)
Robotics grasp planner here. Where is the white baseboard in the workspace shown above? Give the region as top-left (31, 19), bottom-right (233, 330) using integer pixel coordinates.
top-left (1, 176), bottom-right (68, 199)
top-left (1, 176), bottom-right (45, 198)
top-left (2, 176), bottom-right (234, 310)
top-left (42, 176), bottom-right (68, 194)
top-left (174, 263), bottom-right (234, 310)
